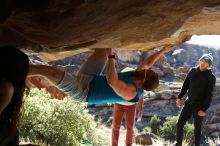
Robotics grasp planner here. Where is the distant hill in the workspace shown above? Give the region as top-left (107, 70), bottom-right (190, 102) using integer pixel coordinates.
top-left (166, 43), bottom-right (220, 69)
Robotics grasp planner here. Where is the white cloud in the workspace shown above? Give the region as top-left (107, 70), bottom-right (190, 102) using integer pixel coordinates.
top-left (186, 35), bottom-right (220, 49)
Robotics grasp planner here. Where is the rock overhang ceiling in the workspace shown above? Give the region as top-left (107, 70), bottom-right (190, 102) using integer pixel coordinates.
top-left (1, 0), bottom-right (220, 61)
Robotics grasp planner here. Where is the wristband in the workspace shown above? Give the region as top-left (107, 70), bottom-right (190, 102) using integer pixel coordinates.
top-left (108, 55), bottom-right (115, 59)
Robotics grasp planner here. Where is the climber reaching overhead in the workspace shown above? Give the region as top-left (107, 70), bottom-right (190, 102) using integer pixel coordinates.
top-left (29, 45), bottom-right (174, 104)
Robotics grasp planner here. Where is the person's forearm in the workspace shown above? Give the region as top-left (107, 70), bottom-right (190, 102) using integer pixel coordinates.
top-left (106, 49), bottom-right (137, 100)
top-left (29, 65), bottom-right (65, 85)
top-left (106, 58), bottom-right (118, 85)
top-left (136, 45), bottom-right (173, 71)
top-left (137, 48), bottom-right (167, 71)
top-left (178, 83), bottom-right (188, 99)
top-left (178, 86), bottom-right (188, 99)
top-left (137, 96), bottom-right (143, 111)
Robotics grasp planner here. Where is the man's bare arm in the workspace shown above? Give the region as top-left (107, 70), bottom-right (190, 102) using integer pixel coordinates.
top-left (137, 95), bottom-right (143, 112)
top-left (29, 65), bottom-right (65, 85)
top-left (137, 95), bottom-right (144, 121)
top-left (106, 49), bottom-right (136, 100)
top-left (136, 45), bottom-right (174, 71)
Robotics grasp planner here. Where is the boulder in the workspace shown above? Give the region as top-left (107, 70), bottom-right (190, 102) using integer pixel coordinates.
top-left (135, 132), bottom-right (158, 145)
top-left (162, 65), bottom-right (175, 76)
top-left (152, 67), bottom-right (165, 77)
top-left (210, 131), bottom-right (220, 137)
top-left (177, 64), bottom-right (191, 74)
top-left (206, 123), bottom-right (220, 131)
top-left (155, 90), bottom-right (173, 100)
top-left (142, 99), bottom-right (179, 117)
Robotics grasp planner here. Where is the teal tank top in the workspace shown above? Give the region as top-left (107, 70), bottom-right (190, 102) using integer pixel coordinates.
top-left (87, 71), bottom-right (143, 104)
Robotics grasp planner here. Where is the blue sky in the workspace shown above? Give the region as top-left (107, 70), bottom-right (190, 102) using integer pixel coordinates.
top-left (186, 35), bottom-right (220, 49)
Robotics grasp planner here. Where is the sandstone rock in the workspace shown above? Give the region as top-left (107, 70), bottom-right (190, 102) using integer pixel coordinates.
top-left (207, 115), bottom-right (220, 124)
top-left (90, 107), bottom-right (112, 116)
top-left (166, 82), bottom-right (182, 90)
top-left (155, 90), bottom-right (173, 100)
top-left (210, 131), bottom-right (220, 137)
top-left (204, 98), bottom-right (220, 137)
top-left (177, 64), bottom-right (191, 74)
top-left (214, 85), bottom-right (220, 99)
top-left (116, 50), bottom-right (142, 63)
top-left (2, 1), bottom-right (220, 61)
top-left (142, 99), bottom-right (179, 117)
top-left (135, 132), bottom-right (158, 145)
top-left (141, 50), bottom-right (168, 67)
top-left (212, 66), bottom-right (220, 76)
top-left (162, 65), bottom-right (175, 76)
top-left (151, 67), bottom-right (165, 77)
top-left (206, 123), bottom-right (220, 131)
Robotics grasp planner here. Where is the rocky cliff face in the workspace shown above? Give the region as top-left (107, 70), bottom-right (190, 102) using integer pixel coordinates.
top-left (1, 0), bottom-right (220, 61)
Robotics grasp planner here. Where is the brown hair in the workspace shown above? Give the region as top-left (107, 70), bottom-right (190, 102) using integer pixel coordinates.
top-left (0, 46), bottom-right (29, 127)
top-left (142, 69), bottom-right (159, 91)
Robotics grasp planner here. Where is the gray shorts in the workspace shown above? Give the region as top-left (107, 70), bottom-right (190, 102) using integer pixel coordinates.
top-left (57, 61), bottom-right (106, 102)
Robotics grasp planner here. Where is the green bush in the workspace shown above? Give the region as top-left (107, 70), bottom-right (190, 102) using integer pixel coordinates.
top-left (19, 89), bottom-right (110, 146)
top-left (147, 115), bottom-right (162, 134)
top-left (143, 126), bottom-right (151, 133)
top-left (159, 116), bottom-right (194, 142)
top-left (216, 77), bottom-right (220, 85)
top-left (160, 116), bottom-right (177, 141)
top-left (184, 123), bottom-right (194, 142)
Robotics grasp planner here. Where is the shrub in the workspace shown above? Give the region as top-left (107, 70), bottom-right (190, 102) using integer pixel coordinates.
top-left (159, 116), bottom-right (194, 142)
top-left (147, 115), bottom-right (162, 134)
top-left (160, 116), bottom-right (177, 141)
top-left (183, 123), bottom-right (194, 142)
top-left (143, 126), bottom-right (151, 133)
top-left (19, 89), bottom-right (110, 146)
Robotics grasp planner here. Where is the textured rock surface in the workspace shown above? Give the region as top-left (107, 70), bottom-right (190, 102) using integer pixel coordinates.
top-left (134, 132), bottom-right (158, 145)
top-left (1, 1), bottom-right (220, 61)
